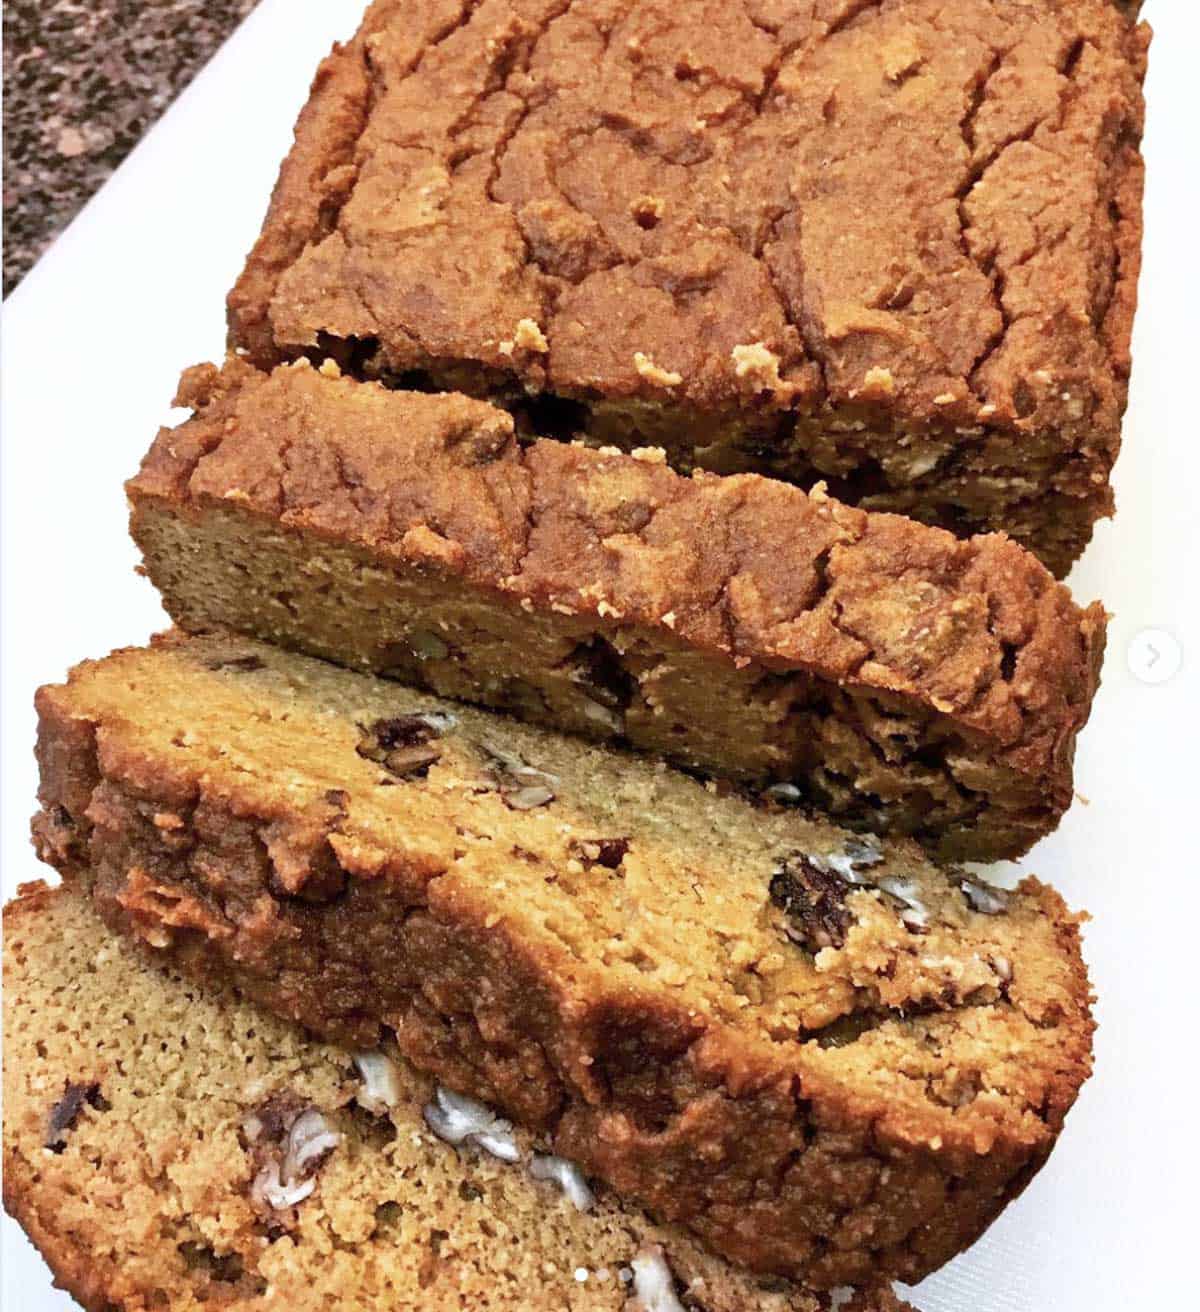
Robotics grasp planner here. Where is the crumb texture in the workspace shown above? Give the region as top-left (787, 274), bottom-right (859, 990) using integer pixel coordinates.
top-left (132, 359), bottom-right (1106, 861)
top-left (228, 0), bottom-right (1148, 572)
top-left (31, 632), bottom-right (1095, 1288)
top-left (5, 884), bottom-right (918, 1311)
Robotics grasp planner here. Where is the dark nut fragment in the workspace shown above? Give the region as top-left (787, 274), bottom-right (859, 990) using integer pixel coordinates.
top-left (571, 837), bottom-right (630, 869)
top-left (46, 1080), bottom-right (108, 1151)
top-left (241, 1094), bottom-right (304, 1147)
top-left (204, 654), bottom-right (265, 672)
top-left (805, 836), bottom-right (928, 932)
top-left (769, 852), bottom-right (853, 952)
top-left (356, 713), bottom-right (455, 779)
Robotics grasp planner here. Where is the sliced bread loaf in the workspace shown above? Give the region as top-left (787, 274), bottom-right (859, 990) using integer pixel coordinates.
top-left (32, 631), bottom-right (1094, 1289)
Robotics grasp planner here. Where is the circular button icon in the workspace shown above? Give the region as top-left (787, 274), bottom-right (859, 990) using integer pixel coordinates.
top-left (1126, 628), bottom-right (1183, 686)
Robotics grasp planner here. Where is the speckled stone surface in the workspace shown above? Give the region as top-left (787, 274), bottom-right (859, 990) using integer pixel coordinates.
top-left (3, 0), bottom-right (261, 294)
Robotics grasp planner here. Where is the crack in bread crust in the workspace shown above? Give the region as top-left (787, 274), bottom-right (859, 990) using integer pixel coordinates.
top-left (31, 634), bottom-right (1095, 1289)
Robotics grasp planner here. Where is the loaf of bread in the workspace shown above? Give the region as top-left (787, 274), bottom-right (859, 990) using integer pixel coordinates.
top-left (32, 631), bottom-right (1095, 1289)
top-left (227, 0), bottom-right (1148, 574)
top-left (129, 357), bottom-right (1106, 862)
top-left (3, 882), bottom-right (916, 1311)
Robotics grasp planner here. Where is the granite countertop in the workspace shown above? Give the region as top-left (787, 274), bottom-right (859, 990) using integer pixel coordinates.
top-left (3, 0), bottom-right (260, 294)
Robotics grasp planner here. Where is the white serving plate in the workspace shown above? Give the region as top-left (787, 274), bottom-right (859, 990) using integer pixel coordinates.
top-left (3, 2), bottom-right (1197, 1307)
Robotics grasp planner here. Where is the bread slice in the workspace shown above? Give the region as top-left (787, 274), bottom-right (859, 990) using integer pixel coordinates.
top-left (128, 357), bottom-right (1106, 862)
top-left (31, 631), bottom-right (1094, 1289)
top-left (3, 883), bottom-right (915, 1312)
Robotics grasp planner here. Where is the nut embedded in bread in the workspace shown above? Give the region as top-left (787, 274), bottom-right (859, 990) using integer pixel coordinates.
top-left (129, 358), bottom-right (1106, 863)
top-left (4, 883), bottom-right (920, 1311)
top-left (31, 632), bottom-right (1096, 1289)
top-left (227, 0), bottom-right (1149, 573)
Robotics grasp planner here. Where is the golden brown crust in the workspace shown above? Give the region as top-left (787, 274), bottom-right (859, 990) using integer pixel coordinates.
top-left (226, 0), bottom-right (1148, 572)
top-left (130, 359), bottom-right (1106, 861)
top-left (226, 0), bottom-right (470, 364)
top-left (30, 633), bottom-right (1095, 1288)
top-left (7, 884), bottom-right (926, 1310)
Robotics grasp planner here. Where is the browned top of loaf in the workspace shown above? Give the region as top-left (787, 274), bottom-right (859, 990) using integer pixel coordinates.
top-left (228, 0), bottom-right (1147, 451)
top-left (134, 357), bottom-right (1106, 786)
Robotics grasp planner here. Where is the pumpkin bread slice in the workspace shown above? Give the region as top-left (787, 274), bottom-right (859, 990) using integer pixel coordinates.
top-left (32, 631), bottom-right (1094, 1289)
top-left (129, 357), bottom-right (1106, 862)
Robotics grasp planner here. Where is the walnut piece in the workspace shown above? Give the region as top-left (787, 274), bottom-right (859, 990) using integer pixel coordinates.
top-left (769, 853), bottom-right (854, 951)
top-left (356, 712), bottom-right (456, 779)
top-left (45, 1080), bottom-right (107, 1151)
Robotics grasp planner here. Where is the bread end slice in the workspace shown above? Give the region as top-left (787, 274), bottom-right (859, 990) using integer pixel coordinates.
top-left (4, 882), bottom-right (918, 1311)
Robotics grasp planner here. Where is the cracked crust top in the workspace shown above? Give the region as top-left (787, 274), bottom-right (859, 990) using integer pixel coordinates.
top-left (228, 0), bottom-right (1147, 456)
top-left (31, 632), bottom-right (1095, 1287)
top-left (4, 883), bottom-right (918, 1312)
top-left (132, 357), bottom-right (1106, 860)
